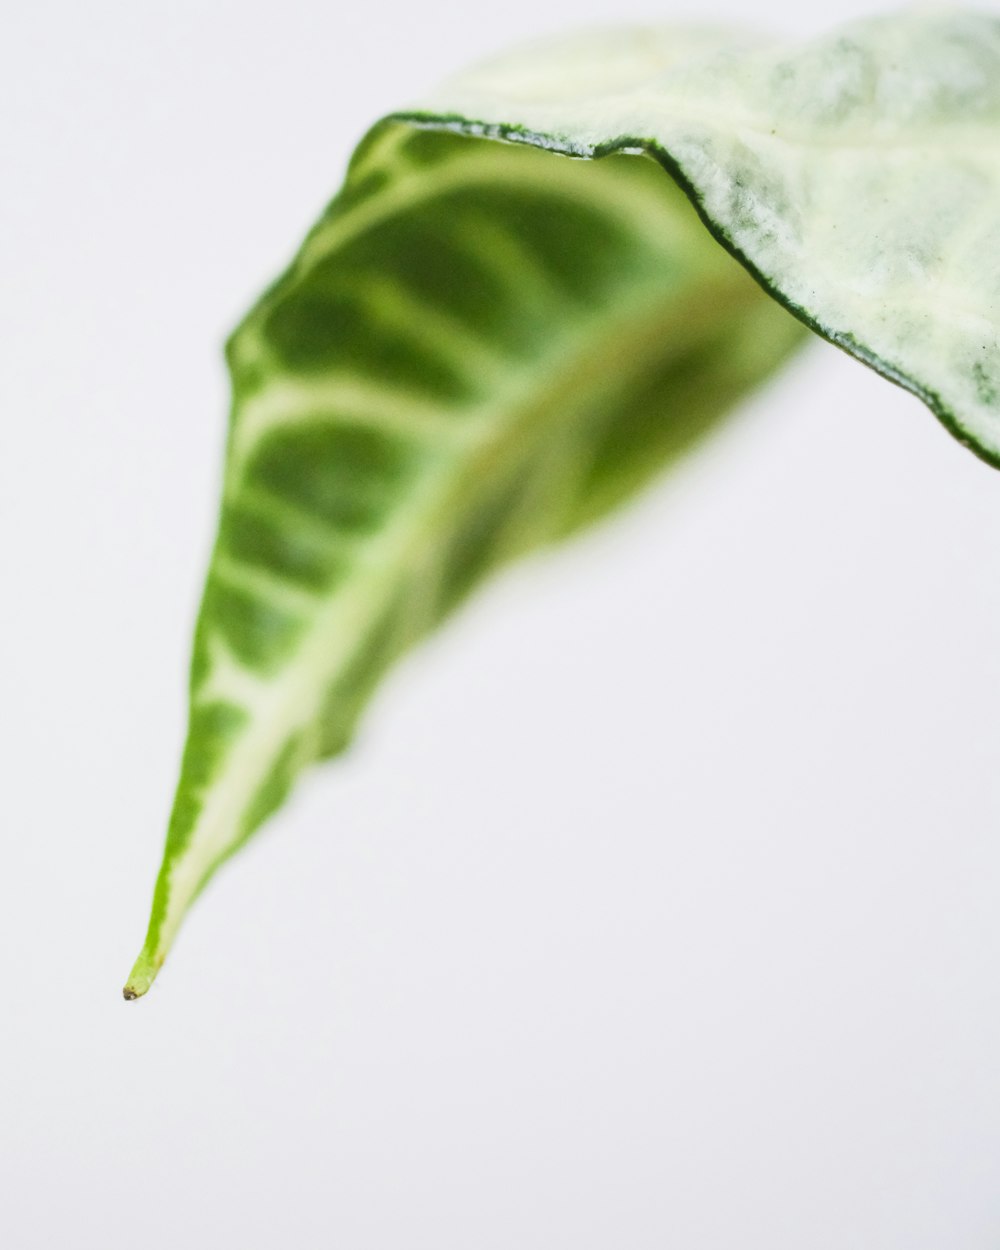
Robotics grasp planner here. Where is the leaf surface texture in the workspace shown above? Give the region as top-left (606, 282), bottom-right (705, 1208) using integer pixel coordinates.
top-left (126, 10), bottom-right (999, 996)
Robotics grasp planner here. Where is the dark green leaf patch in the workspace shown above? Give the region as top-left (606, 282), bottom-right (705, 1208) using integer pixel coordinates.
top-left (221, 502), bottom-right (351, 591)
top-left (246, 422), bottom-right (421, 536)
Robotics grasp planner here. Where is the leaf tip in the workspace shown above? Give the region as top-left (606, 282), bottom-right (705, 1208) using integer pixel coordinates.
top-left (122, 950), bottom-right (161, 1001)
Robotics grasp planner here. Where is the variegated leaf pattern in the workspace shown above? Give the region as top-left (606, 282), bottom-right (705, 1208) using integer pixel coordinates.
top-left (126, 9), bottom-right (1000, 997)
top-left (411, 10), bottom-right (1000, 462)
top-left (124, 124), bottom-right (802, 997)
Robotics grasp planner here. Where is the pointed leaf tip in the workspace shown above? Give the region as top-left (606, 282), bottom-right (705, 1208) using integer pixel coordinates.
top-left (122, 951), bottom-right (160, 1000)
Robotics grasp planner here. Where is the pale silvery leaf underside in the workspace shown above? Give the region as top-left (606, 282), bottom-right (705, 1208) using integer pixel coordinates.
top-left (411, 11), bottom-right (1000, 460)
top-left (124, 9), bottom-right (1000, 998)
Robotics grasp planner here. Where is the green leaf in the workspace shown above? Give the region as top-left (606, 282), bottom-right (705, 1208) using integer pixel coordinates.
top-left (410, 11), bottom-right (1000, 464)
top-left (125, 9), bottom-right (1000, 997)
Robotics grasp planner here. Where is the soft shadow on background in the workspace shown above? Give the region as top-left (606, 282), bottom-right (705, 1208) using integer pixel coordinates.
top-left (3, 1), bottom-right (1000, 1247)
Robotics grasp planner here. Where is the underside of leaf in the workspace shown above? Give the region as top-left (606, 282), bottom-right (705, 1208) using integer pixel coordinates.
top-left (410, 11), bottom-right (1000, 464)
top-left (125, 9), bottom-right (1000, 997)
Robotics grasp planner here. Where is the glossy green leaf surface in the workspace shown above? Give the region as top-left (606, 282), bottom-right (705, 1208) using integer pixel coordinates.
top-left (125, 10), bottom-right (1000, 997)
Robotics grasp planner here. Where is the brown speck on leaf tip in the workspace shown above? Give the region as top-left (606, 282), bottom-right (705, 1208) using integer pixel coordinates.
top-left (122, 987), bottom-right (139, 1001)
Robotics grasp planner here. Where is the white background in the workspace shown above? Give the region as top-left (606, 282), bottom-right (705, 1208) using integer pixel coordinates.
top-left (4, 1), bottom-right (1000, 1246)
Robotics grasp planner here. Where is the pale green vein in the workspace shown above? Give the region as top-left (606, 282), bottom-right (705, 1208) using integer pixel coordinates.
top-left (357, 275), bottom-right (513, 388)
top-left (212, 556), bottom-right (321, 614)
top-left (230, 376), bottom-right (463, 475)
top-left (293, 142), bottom-right (682, 278)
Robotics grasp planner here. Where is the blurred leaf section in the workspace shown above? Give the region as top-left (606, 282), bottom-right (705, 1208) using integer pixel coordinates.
top-left (125, 121), bottom-right (803, 998)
